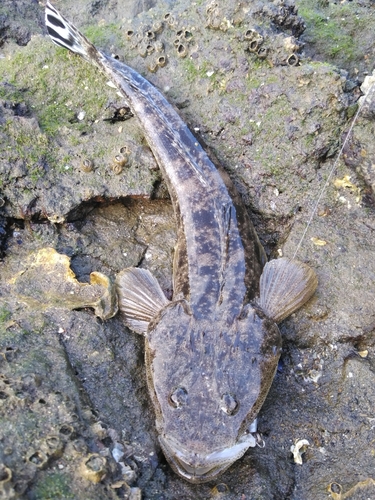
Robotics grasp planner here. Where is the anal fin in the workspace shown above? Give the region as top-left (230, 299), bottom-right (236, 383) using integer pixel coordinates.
top-left (116, 268), bottom-right (170, 334)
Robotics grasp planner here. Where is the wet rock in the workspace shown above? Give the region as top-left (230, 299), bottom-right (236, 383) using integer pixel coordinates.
top-left (342, 74), bottom-right (375, 193)
top-left (12, 248), bottom-right (118, 320)
top-left (260, 0), bottom-right (306, 37)
top-left (0, 0), bottom-right (43, 46)
top-left (0, 45), bottom-right (159, 222)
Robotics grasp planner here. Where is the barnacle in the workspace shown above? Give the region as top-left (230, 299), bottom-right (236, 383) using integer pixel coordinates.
top-left (145, 30), bottom-right (155, 40)
top-left (183, 30), bottom-right (193, 40)
top-left (287, 53), bottom-right (299, 66)
top-left (154, 40), bottom-right (164, 52)
top-left (257, 47), bottom-right (269, 59)
top-left (80, 454), bottom-right (107, 483)
top-left (0, 198), bottom-right (4, 207)
top-left (146, 43), bottom-right (154, 56)
top-left (4, 346), bottom-right (17, 362)
top-left (211, 483), bottom-right (229, 496)
top-left (129, 32), bottom-right (143, 49)
top-left (157, 55), bottom-right (167, 68)
top-left (328, 482), bottom-right (342, 498)
top-left (137, 43), bottom-right (148, 58)
top-left (147, 59), bottom-right (159, 73)
top-left (244, 29), bottom-right (263, 42)
top-left (0, 464), bottom-right (12, 484)
top-left (80, 159), bottom-right (93, 172)
top-left (164, 13), bottom-right (176, 26)
top-left (27, 450), bottom-right (48, 469)
top-left (0, 464), bottom-right (13, 499)
top-left (152, 20), bottom-right (163, 34)
top-left (112, 153), bottom-right (128, 172)
top-left (329, 479), bottom-right (375, 500)
top-left (177, 44), bottom-right (188, 58)
top-left (244, 29), bottom-right (254, 40)
top-left (112, 163), bottom-right (123, 174)
top-left (248, 39), bottom-right (263, 53)
top-left (115, 152), bottom-right (128, 165)
top-left (41, 435), bottom-right (64, 459)
top-left (59, 423), bottom-right (75, 438)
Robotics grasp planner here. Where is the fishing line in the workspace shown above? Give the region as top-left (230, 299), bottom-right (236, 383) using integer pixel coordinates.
top-left (292, 81), bottom-right (374, 260)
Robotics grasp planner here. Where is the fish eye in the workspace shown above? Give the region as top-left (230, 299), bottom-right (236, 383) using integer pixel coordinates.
top-left (169, 387), bottom-right (188, 408)
top-left (220, 393), bottom-right (239, 415)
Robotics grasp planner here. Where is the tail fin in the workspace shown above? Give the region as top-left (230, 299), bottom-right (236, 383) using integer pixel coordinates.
top-left (45, 2), bottom-right (97, 62)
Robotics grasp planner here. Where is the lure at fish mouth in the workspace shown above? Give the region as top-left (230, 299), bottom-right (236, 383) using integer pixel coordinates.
top-left (45, 2), bottom-right (317, 483)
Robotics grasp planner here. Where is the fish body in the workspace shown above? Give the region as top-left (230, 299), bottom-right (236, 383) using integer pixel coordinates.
top-left (45, 3), bottom-right (317, 483)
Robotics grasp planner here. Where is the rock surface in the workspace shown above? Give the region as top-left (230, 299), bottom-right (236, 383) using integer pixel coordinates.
top-left (0, 0), bottom-right (375, 499)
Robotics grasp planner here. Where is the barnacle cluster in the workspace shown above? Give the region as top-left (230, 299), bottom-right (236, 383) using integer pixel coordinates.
top-left (124, 12), bottom-right (196, 71)
top-left (0, 366), bottom-right (131, 493)
top-left (203, 0), bottom-right (304, 67)
top-left (243, 27), bottom-right (302, 66)
top-left (125, 20), bottom-right (168, 73)
top-left (109, 139), bottom-right (158, 173)
top-left (111, 145), bottom-right (131, 174)
top-left (205, 1), bottom-right (231, 32)
top-left (0, 368), bottom-right (88, 496)
top-left (173, 28), bottom-right (194, 59)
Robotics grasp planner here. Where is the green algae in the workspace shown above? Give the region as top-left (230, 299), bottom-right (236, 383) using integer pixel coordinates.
top-left (297, 0), bottom-right (368, 69)
top-left (0, 37), bottom-right (111, 138)
top-left (33, 472), bottom-right (75, 499)
top-left (0, 307), bottom-right (11, 323)
top-left (83, 23), bottom-right (122, 49)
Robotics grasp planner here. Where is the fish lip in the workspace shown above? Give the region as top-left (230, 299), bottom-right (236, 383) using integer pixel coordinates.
top-left (159, 434), bottom-right (256, 483)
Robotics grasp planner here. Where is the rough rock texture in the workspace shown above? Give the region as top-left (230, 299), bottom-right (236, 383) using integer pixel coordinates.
top-left (1, 0), bottom-right (375, 499)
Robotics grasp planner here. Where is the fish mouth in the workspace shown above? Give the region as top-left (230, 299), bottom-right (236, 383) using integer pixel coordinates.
top-left (159, 434), bottom-right (256, 483)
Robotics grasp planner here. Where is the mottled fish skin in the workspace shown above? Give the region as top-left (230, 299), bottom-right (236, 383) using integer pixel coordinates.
top-left (45, 3), bottom-right (317, 483)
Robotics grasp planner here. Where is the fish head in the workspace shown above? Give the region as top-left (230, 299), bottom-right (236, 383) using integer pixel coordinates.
top-left (146, 301), bottom-right (282, 483)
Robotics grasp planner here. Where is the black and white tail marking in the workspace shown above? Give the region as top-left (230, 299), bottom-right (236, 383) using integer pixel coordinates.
top-left (45, 2), bottom-right (91, 59)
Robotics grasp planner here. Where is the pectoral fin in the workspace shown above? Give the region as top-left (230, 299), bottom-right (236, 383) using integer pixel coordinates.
top-left (259, 257), bottom-right (317, 323)
top-left (116, 268), bottom-right (170, 334)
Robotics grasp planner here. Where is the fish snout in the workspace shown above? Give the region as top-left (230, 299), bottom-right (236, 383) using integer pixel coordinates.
top-left (159, 434), bottom-right (256, 483)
